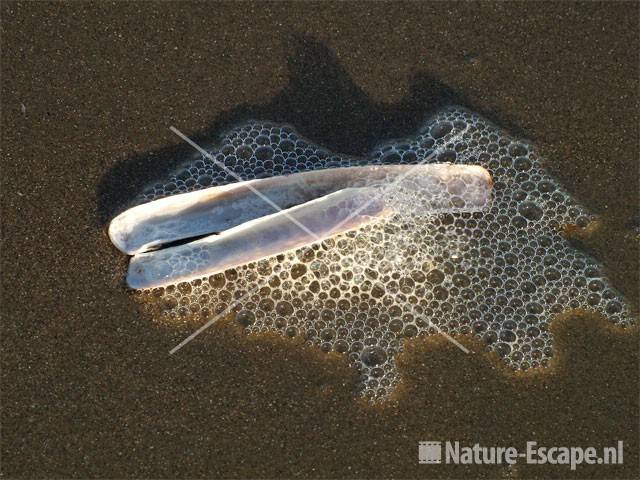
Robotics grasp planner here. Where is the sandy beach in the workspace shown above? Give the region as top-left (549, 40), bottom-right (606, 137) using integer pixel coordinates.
top-left (1, 2), bottom-right (638, 478)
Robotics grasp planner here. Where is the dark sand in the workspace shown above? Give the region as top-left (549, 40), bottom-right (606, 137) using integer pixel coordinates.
top-left (1, 2), bottom-right (638, 478)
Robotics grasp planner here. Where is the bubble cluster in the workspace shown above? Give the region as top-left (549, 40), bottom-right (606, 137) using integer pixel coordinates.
top-left (132, 107), bottom-right (635, 400)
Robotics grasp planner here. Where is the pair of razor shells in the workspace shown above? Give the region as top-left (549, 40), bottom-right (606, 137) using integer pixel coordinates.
top-left (108, 107), bottom-right (635, 399)
top-left (109, 164), bottom-right (494, 289)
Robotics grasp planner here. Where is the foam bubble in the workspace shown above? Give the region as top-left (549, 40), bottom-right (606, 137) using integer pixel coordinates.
top-left (130, 108), bottom-right (635, 399)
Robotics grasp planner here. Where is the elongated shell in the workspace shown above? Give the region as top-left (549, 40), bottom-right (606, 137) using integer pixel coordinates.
top-left (126, 187), bottom-right (390, 289)
top-left (124, 164), bottom-right (492, 289)
top-left (109, 164), bottom-right (492, 255)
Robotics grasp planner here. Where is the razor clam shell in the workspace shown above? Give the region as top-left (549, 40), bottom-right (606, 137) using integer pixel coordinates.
top-left (126, 187), bottom-right (390, 289)
top-left (109, 164), bottom-right (492, 255)
top-left (125, 164), bottom-right (493, 289)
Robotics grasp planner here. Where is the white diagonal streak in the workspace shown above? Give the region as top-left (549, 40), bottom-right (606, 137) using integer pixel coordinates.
top-left (170, 126), bottom-right (321, 241)
top-left (424, 318), bottom-right (471, 354)
top-left (170, 125), bottom-right (470, 354)
top-left (325, 126), bottom-right (470, 237)
top-left (170, 275), bottom-right (269, 354)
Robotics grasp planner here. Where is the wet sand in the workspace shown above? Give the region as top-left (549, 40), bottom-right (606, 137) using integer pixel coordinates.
top-left (1, 2), bottom-right (638, 478)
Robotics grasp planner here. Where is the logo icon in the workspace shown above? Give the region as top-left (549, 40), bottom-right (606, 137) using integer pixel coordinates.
top-left (418, 441), bottom-right (442, 464)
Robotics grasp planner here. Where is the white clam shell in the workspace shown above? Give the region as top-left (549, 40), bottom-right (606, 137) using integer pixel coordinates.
top-left (109, 164), bottom-right (492, 255)
top-left (126, 187), bottom-right (389, 289)
top-left (108, 164), bottom-right (492, 289)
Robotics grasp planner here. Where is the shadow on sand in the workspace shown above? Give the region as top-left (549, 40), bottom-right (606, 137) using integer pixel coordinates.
top-left (96, 34), bottom-right (525, 226)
